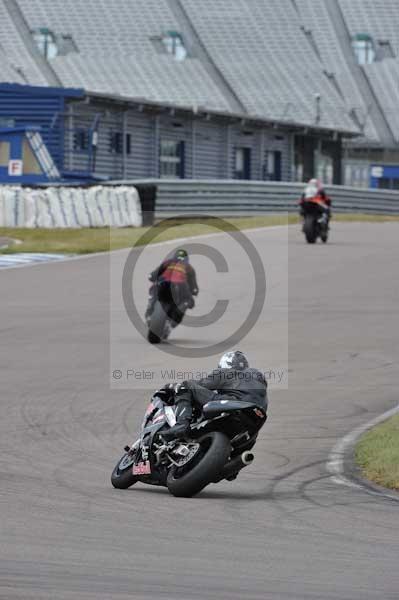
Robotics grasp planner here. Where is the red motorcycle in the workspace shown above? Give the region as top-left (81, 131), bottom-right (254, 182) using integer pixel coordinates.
top-left (299, 181), bottom-right (331, 244)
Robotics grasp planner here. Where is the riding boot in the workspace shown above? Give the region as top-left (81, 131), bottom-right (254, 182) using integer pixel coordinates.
top-left (162, 399), bottom-right (193, 441)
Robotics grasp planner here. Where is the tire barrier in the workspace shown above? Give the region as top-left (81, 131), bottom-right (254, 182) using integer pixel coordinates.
top-left (0, 185), bottom-right (143, 228)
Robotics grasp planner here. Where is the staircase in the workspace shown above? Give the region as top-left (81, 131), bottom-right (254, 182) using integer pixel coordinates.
top-left (26, 130), bottom-right (60, 179)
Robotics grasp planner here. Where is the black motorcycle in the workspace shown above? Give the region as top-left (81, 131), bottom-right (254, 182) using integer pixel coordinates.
top-left (302, 199), bottom-right (329, 244)
top-left (111, 392), bottom-right (266, 497)
top-left (146, 282), bottom-right (191, 344)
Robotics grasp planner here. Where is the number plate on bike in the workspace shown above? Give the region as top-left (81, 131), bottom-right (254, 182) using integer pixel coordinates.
top-left (133, 461), bottom-right (151, 475)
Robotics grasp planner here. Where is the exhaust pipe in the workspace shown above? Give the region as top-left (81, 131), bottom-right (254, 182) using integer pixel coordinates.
top-left (213, 451), bottom-right (254, 483)
top-left (241, 451), bottom-right (254, 465)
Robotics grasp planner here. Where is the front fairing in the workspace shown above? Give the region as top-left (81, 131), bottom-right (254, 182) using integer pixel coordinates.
top-left (140, 397), bottom-right (168, 435)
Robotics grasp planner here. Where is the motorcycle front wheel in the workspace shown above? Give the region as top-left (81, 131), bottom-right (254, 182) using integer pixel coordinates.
top-left (111, 452), bottom-right (139, 489)
top-left (166, 432), bottom-right (231, 498)
top-left (320, 228), bottom-right (328, 243)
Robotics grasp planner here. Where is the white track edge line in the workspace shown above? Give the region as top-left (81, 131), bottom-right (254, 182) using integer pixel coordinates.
top-left (327, 403), bottom-right (399, 500)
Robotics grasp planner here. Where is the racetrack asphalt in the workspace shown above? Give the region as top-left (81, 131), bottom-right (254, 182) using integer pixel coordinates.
top-left (0, 222), bottom-right (398, 600)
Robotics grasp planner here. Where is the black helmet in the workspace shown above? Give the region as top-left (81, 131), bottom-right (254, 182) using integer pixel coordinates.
top-left (218, 351), bottom-right (249, 370)
top-left (174, 248), bottom-right (188, 262)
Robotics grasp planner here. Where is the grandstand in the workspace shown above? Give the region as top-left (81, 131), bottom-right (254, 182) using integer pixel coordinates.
top-left (0, 0), bottom-right (47, 85)
top-left (0, 0), bottom-right (398, 187)
top-left (364, 58), bottom-right (399, 143)
top-left (339, 0), bottom-right (399, 55)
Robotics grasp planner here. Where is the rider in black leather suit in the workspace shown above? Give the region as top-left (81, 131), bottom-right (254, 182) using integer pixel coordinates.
top-left (160, 351), bottom-right (268, 441)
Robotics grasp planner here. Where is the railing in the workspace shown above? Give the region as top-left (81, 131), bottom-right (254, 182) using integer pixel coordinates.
top-left (106, 179), bottom-right (399, 215)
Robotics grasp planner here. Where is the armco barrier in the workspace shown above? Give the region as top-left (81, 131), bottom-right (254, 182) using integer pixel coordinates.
top-left (1, 181), bottom-right (398, 226)
top-left (0, 185), bottom-right (142, 227)
top-left (106, 179), bottom-right (399, 216)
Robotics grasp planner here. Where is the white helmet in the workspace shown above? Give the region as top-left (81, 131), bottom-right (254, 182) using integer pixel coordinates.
top-left (218, 351), bottom-right (249, 371)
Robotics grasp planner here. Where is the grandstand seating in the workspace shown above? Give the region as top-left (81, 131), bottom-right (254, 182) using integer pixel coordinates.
top-left (339, 0), bottom-right (399, 56)
top-left (17, 0), bottom-right (178, 56)
top-left (0, 0), bottom-right (47, 85)
top-left (364, 58), bottom-right (399, 143)
top-left (0, 0), bottom-right (398, 144)
top-left (182, 0), bottom-right (356, 131)
top-left (16, 0), bottom-right (234, 112)
top-left (52, 53), bottom-right (231, 112)
top-left (295, 0), bottom-right (379, 140)
top-left (0, 48), bottom-right (24, 84)
top-left (337, 0), bottom-right (399, 143)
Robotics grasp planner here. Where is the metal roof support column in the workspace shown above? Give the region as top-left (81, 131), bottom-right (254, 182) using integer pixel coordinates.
top-left (153, 115), bottom-right (160, 178)
top-left (226, 124), bottom-right (232, 179)
top-left (289, 131), bottom-right (296, 182)
top-left (260, 129), bottom-right (266, 181)
top-left (67, 104), bottom-right (74, 172)
top-left (191, 120), bottom-right (196, 179)
top-left (122, 110), bottom-right (127, 179)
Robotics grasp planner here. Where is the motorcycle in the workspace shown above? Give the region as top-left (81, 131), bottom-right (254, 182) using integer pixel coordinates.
top-left (146, 281), bottom-right (191, 344)
top-left (301, 197), bottom-right (329, 244)
top-left (111, 391), bottom-right (266, 497)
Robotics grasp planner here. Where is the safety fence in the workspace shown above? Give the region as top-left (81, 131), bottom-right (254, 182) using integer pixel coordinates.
top-left (1, 180), bottom-right (398, 227)
top-left (109, 179), bottom-right (398, 216)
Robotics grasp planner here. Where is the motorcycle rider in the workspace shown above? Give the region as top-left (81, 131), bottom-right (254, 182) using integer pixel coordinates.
top-left (157, 351), bottom-right (268, 442)
top-left (145, 248), bottom-right (199, 324)
top-left (298, 178), bottom-right (331, 225)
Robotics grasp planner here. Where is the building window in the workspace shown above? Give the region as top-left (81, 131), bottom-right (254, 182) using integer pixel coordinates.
top-left (264, 150), bottom-right (282, 181)
top-left (0, 141), bottom-right (10, 167)
top-left (22, 140), bottom-right (42, 174)
top-left (160, 140), bottom-right (185, 178)
top-left (234, 147), bottom-right (251, 179)
top-left (73, 129), bottom-right (89, 151)
top-left (316, 155), bottom-right (333, 185)
top-left (352, 34), bottom-right (375, 65)
top-left (31, 27), bottom-right (58, 59)
top-left (109, 132), bottom-right (131, 155)
top-left (162, 31), bottom-right (187, 61)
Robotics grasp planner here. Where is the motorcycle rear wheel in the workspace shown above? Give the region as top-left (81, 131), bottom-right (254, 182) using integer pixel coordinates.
top-left (147, 301), bottom-right (167, 344)
top-left (166, 432), bottom-right (231, 498)
top-left (304, 215), bottom-right (317, 244)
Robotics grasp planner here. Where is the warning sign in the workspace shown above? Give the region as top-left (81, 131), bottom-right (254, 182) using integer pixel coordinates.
top-left (8, 160), bottom-right (23, 176)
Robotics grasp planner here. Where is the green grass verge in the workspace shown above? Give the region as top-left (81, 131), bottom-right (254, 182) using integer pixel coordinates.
top-left (0, 213), bottom-right (398, 255)
top-left (0, 215), bottom-right (294, 254)
top-left (355, 414), bottom-right (399, 490)
top-left (333, 214), bottom-right (399, 223)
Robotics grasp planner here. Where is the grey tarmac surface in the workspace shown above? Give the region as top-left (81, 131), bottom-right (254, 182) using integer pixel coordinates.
top-left (0, 222), bottom-right (398, 600)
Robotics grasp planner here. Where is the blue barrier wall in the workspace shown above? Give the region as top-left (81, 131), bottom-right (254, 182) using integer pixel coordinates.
top-left (370, 164), bottom-right (399, 190)
top-left (0, 83), bottom-right (84, 173)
